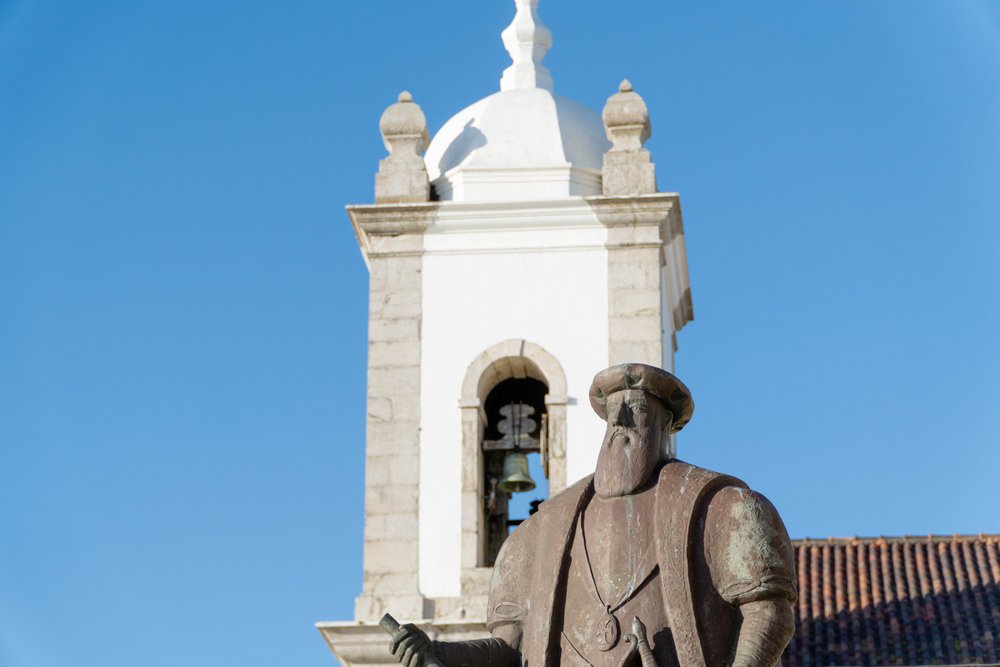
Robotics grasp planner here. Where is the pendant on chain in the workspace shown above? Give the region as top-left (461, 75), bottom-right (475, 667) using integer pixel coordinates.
top-left (595, 605), bottom-right (620, 651)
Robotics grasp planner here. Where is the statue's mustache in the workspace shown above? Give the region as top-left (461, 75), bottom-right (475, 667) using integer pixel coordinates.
top-left (606, 428), bottom-right (633, 447)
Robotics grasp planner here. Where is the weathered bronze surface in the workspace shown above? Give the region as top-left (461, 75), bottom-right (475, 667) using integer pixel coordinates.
top-left (389, 363), bottom-right (797, 667)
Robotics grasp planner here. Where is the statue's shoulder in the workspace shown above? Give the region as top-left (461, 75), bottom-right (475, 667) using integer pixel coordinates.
top-left (512, 473), bottom-right (591, 533)
top-left (537, 473), bottom-right (593, 515)
top-left (500, 474), bottom-right (591, 556)
top-left (489, 474), bottom-right (592, 617)
top-left (656, 458), bottom-right (748, 495)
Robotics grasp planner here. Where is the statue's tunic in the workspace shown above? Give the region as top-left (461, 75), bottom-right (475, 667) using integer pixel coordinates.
top-left (486, 460), bottom-right (797, 667)
top-left (559, 492), bottom-right (677, 667)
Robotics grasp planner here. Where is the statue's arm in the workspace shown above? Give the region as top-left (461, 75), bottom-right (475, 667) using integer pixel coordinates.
top-left (704, 486), bottom-right (798, 667)
top-left (391, 525), bottom-right (527, 667)
top-left (731, 598), bottom-right (794, 667)
top-left (389, 623), bottom-right (520, 667)
top-left (431, 625), bottom-right (521, 667)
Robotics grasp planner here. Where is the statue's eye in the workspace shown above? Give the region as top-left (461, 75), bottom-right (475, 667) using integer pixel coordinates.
top-left (631, 402), bottom-right (648, 413)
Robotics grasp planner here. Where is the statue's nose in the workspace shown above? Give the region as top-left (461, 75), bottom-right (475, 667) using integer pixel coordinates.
top-left (612, 402), bottom-right (633, 427)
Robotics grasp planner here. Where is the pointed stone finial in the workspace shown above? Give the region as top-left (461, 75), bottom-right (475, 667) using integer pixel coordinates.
top-left (601, 79), bottom-right (656, 195)
top-left (376, 91), bottom-right (430, 203)
top-left (500, 0), bottom-right (553, 91)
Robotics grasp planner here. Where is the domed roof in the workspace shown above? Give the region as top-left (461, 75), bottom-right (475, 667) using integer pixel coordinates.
top-left (422, 0), bottom-right (610, 202)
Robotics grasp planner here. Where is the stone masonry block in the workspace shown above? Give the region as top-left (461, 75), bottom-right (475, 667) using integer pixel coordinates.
top-left (365, 514), bottom-right (387, 541)
top-left (365, 485), bottom-right (419, 516)
top-left (431, 595), bottom-right (488, 623)
top-left (460, 568), bottom-right (493, 598)
top-left (370, 286), bottom-right (420, 307)
top-left (384, 513), bottom-right (419, 538)
top-left (610, 288), bottom-right (661, 318)
top-left (461, 491), bottom-right (481, 532)
top-left (370, 257), bottom-right (421, 291)
top-left (355, 592), bottom-right (425, 623)
top-left (368, 233), bottom-right (424, 256)
top-left (368, 366), bottom-right (420, 402)
top-left (367, 397), bottom-right (393, 422)
top-left (603, 159), bottom-right (656, 197)
top-left (387, 396), bottom-right (421, 422)
top-left (368, 341), bottom-right (421, 368)
top-left (607, 247), bottom-right (659, 265)
top-left (375, 159), bottom-right (431, 205)
top-left (366, 423), bottom-right (419, 456)
top-left (371, 296), bottom-right (422, 321)
top-left (365, 539), bottom-right (419, 574)
top-left (608, 264), bottom-right (659, 290)
top-left (462, 531), bottom-right (482, 569)
top-left (386, 453), bottom-right (420, 485)
top-left (461, 531), bottom-right (480, 570)
top-left (365, 510), bottom-right (418, 546)
top-left (609, 340), bottom-right (661, 367)
top-left (360, 571), bottom-right (419, 595)
top-left (610, 316), bottom-right (662, 342)
top-left (606, 224), bottom-right (663, 247)
top-left (368, 317), bottom-right (420, 342)
top-left (366, 453), bottom-right (419, 488)
top-left (366, 461), bottom-right (389, 487)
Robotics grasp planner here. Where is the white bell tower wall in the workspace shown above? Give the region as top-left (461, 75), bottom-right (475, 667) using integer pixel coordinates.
top-left (417, 199), bottom-right (609, 599)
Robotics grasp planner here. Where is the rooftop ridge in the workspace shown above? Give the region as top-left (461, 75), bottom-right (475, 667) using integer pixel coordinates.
top-left (793, 533), bottom-right (1000, 544)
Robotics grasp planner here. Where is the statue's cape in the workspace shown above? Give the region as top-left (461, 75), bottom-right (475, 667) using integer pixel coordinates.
top-left (487, 459), bottom-right (748, 667)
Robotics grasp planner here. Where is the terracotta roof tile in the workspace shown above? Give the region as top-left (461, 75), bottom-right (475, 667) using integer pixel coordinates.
top-left (782, 535), bottom-right (1000, 666)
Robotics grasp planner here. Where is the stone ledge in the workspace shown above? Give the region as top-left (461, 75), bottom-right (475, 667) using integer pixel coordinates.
top-left (318, 619), bottom-right (489, 667)
top-left (348, 203), bottom-right (437, 265)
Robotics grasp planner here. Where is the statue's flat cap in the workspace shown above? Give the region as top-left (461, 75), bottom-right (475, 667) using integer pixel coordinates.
top-left (589, 363), bottom-right (694, 432)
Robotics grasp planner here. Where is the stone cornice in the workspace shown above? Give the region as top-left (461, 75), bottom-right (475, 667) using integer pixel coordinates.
top-left (346, 202), bottom-right (439, 265)
top-left (430, 197), bottom-right (605, 232)
top-left (585, 193), bottom-right (683, 244)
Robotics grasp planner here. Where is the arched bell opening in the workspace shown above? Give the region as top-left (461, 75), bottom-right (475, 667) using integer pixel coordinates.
top-left (481, 377), bottom-right (551, 567)
top-left (458, 339), bottom-right (568, 591)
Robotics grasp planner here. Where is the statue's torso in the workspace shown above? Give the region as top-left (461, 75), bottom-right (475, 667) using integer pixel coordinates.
top-left (557, 488), bottom-right (679, 667)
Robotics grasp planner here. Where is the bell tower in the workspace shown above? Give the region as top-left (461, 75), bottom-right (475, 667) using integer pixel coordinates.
top-left (318, 1), bottom-right (692, 663)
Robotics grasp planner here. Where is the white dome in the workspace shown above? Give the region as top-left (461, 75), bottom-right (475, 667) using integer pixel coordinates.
top-left (424, 87), bottom-right (610, 202)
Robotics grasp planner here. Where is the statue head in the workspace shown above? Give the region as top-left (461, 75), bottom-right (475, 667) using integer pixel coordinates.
top-left (588, 364), bottom-right (694, 498)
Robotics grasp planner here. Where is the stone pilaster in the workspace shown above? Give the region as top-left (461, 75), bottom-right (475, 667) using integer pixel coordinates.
top-left (587, 194), bottom-right (690, 367)
top-left (348, 204), bottom-right (437, 622)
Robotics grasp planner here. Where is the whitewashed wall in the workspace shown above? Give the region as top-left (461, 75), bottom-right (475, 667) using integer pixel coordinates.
top-left (417, 200), bottom-right (610, 597)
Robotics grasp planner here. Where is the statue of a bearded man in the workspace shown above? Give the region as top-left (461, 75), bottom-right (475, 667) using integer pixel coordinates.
top-left (390, 363), bottom-right (797, 667)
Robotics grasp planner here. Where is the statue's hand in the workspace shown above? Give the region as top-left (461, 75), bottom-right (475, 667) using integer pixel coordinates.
top-left (389, 622), bottom-right (435, 667)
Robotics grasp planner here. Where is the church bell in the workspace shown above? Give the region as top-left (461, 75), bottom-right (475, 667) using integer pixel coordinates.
top-left (498, 450), bottom-right (536, 494)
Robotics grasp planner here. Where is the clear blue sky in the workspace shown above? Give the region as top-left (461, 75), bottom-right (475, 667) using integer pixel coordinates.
top-left (2, 1), bottom-right (998, 665)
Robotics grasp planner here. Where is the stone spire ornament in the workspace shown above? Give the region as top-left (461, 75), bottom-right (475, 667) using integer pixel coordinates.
top-left (500, 0), bottom-right (553, 91)
top-left (375, 91), bottom-right (431, 204)
top-left (601, 79), bottom-right (657, 195)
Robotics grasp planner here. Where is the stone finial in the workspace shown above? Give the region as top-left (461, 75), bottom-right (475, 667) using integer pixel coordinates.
top-left (500, 0), bottom-right (553, 92)
top-left (376, 91), bottom-right (431, 203)
top-left (601, 79), bottom-right (656, 195)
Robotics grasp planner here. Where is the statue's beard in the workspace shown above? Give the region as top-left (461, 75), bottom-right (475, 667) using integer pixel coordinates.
top-left (593, 428), bottom-right (659, 498)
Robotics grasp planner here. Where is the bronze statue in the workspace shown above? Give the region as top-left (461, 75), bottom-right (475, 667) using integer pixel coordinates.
top-left (388, 363), bottom-right (797, 667)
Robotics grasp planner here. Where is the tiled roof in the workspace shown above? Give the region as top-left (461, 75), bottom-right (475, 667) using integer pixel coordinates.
top-left (782, 535), bottom-right (1000, 667)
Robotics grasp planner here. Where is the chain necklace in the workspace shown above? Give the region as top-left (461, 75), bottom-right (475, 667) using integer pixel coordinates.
top-left (579, 499), bottom-right (657, 652)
